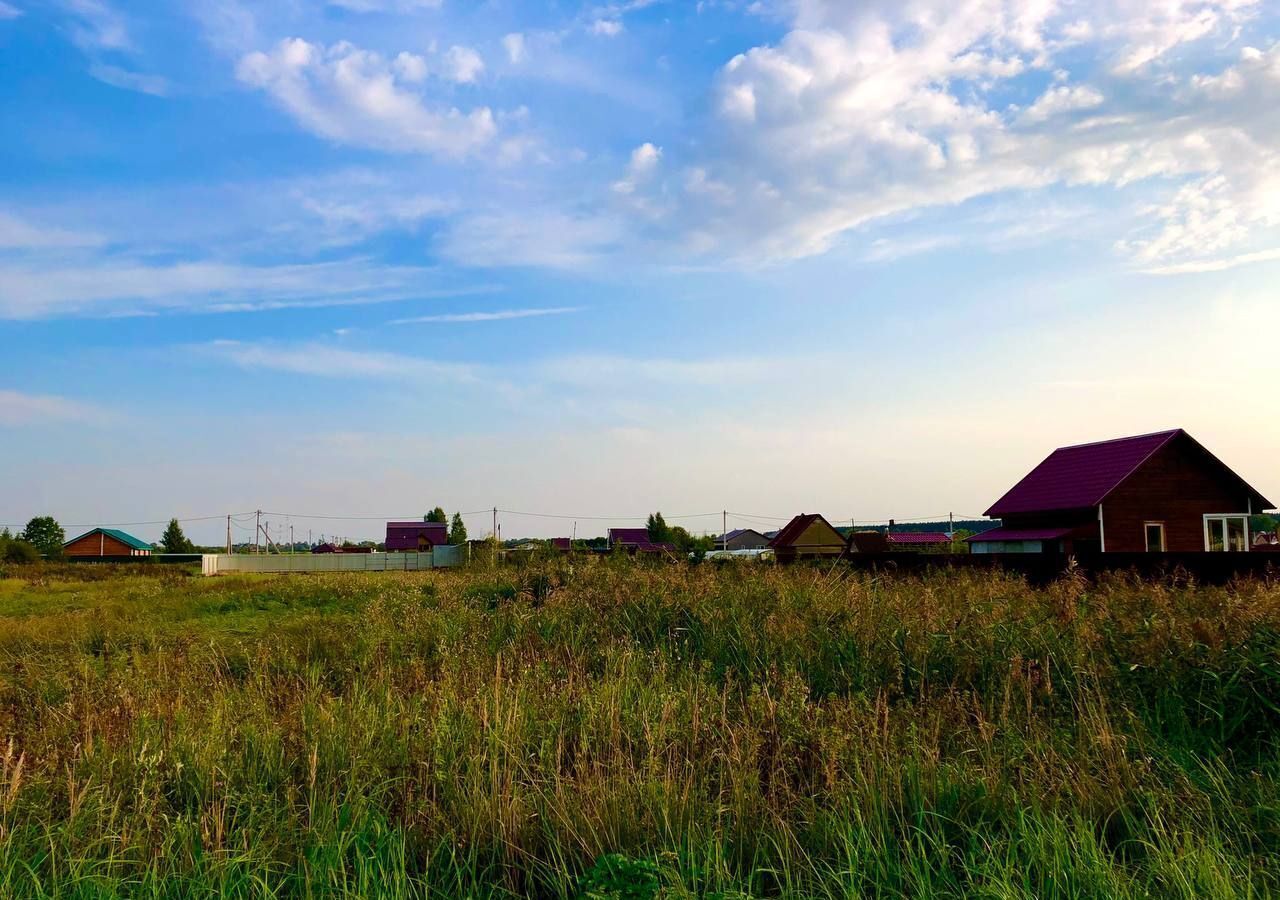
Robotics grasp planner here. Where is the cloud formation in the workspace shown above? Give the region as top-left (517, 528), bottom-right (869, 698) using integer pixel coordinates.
top-left (237, 38), bottom-right (496, 156)
top-left (611, 0), bottom-right (1280, 272)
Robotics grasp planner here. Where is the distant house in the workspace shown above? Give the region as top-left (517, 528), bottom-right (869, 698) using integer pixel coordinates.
top-left (886, 532), bottom-right (951, 551)
top-left (607, 528), bottom-right (675, 554)
top-left (847, 531), bottom-right (890, 553)
top-left (720, 528), bottom-right (770, 551)
top-left (64, 528), bottom-right (152, 558)
top-left (385, 520), bottom-right (449, 551)
top-left (969, 429), bottom-right (1274, 554)
top-left (769, 514), bottom-right (846, 562)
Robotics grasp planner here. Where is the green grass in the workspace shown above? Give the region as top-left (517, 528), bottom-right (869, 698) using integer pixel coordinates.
top-left (0, 560), bottom-right (1278, 898)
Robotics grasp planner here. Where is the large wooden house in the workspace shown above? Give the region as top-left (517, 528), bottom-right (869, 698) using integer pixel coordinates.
top-left (970, 429), bottom-right (1273, 553)
top-left (64, 528), bottom-right (153, 558)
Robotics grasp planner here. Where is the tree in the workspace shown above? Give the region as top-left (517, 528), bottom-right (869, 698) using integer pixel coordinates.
top-left (20, 516), bottom-right (64, 558)
top-left (646, 512), bottom-right (673, 545)
top-left (160, 518), bottom-right (195, 553)
top-left (449, 512), bottom-right (468, 545)
top-left (426, 507), bottom-right (448, 524)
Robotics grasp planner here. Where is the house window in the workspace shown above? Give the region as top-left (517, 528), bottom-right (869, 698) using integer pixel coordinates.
top-left (1144, 522), bottom-right (1165, 553)
top-left (1204, 515), bottom-right (1249, 552)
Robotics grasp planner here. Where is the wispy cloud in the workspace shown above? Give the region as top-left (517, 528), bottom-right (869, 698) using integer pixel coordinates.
top-left (88, 62), bottom-right (169, 96)
top-left (0, 389), bottom-right (111, 426)
top-left (391, 306), bottom-right (581, 324)
top-left (1141, 247), bottom-right (1280, 276)
top-left (0, 211), bottom-right (104, 249)
top-left (204, 340), bottom-right (482, 384)
top-left (0, 256), bottom-right (480, 319)
top-left (0, 2), bottom-right (22, 20)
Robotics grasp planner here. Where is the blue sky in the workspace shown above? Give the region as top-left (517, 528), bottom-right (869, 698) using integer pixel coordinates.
top-left (2, 0), bottom-right (1278, 543)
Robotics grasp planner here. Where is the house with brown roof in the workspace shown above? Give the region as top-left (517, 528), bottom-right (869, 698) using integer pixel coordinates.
top-left (769, 514), bottom-right (846, 562)
top-left (969, 429), bottom-right (1274, 554)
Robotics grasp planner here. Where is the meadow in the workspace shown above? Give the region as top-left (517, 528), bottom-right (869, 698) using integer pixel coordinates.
top-left (0, 559), bottom-right (1278, 898)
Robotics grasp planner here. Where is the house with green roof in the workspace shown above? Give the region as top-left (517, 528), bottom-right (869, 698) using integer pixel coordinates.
top-left (64, 528), bottom-right (153, 558)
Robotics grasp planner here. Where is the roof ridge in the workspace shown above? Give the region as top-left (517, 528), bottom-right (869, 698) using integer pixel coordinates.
top-left (1055, 428), bottom-right (1182, 452)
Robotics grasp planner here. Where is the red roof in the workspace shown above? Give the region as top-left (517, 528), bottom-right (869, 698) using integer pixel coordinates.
top-left (967, 526), bottom-right (1075, 543)
top-left (887, 532), bottom-right (951, 544)
top-left (769, 514), bottom-right (843, 548)
top-left (987, 429), bottom-right (1274, 516)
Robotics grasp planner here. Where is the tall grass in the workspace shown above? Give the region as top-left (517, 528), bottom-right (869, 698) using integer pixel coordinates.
top-left (0, 561), bottom-right (1278, 897)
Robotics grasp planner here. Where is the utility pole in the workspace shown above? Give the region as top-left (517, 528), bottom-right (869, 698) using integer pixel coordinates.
top-left (226, 515), bottom-right (232, 555)
top-left (948, 512), bottom-right (954, 537)
top-left (290, 525), bottom-right (295, 553)
top-left (493, 507), bottom-right (497, 541)
top-left (722, 510), bottom-right (727, 551)
top-left (255, 510), bottom-right (261, 554)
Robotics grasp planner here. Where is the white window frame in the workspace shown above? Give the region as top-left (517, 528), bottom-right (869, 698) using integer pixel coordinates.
top-left (1143, 521), bottom-right (1166, 553)
top-left (1202, 514), bottom-right (1250, 552)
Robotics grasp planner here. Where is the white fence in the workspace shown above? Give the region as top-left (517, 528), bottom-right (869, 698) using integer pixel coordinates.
top-left (200, 551), bottom-right (459, 576)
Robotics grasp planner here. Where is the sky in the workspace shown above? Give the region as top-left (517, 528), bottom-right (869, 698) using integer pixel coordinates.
top-left (1, 0), bottom-right (1278, 544)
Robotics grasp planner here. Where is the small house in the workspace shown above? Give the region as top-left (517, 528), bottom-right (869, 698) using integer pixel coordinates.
top-left (769, 514), bottom-right (846, 562)
top-left (607, 528), bottom-right (675, 554)
top-left (64, 528), bottom-right (153, 558)
top-left (385, 520), bottom-right (449, 551)
top-left (969, 429), bottom-right (1274, 553)
top-left (719, 528), bottom-right (771, 551)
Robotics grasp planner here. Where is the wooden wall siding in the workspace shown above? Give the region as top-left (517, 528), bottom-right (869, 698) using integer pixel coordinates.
top-left (65, 533), bottom-right (135, 557)
top-left (1103, 439), bottom-right (1253, 552)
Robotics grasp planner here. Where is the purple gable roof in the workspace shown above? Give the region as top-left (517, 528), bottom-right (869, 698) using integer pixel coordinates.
top-left (385, 521), bottom-right (449, 551)
top-left (608, 528), bottom-right (652, 545)
top-left (985, 430), bottom-right (1182, 517)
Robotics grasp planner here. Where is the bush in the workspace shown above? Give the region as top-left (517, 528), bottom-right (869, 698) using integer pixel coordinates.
top-left (0, 535), bottom-right (40, 564)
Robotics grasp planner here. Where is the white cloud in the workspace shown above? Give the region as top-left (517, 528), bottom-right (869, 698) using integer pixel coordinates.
top-left (205, 340), bottom-right (481, 383)
top-left (63, 0), bottom-right (130, 51)
top-left (1107, 0), bottom-right (1259, 73)
top-left (392, 306), bottom-right (581, 324)
top-left (392, 51), bottom-right (428, 83)
top-left (1141, 246), bottom-right (1280, 275)
top-left (442, 44), bottom-right (484, 83)
top-left (0, 2), bottom-right (22, 19)
top-left (437, 210), bottom-right (624, 269)
top-left (237, 38), bottom-right (496, 156)
top-left (1020, 84), bottom-right (1104, 122)
top-left (607, 1), bottom-right (1280, 272)
top-left (0, 257), bottom-right (453, 319)
top-left (589, 19), bottom-right (623, 37)
top-left (0, 389), bottom-right (108, 426)
top-left (502, 32), bottom-right (526, 63)
top-left (88, 63), bottom-right (169, 96)
top-left (0, 211), bottom-right (104, 249)
top-left (325, 0), bottom-right (443, 11)
top-left (612, 142), bottom-right (661, 194)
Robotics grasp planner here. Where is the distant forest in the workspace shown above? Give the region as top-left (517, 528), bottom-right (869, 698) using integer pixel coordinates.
top-left (837, 520), bottom-right (993, 536)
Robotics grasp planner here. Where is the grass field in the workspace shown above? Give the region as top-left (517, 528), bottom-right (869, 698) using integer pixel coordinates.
top-left (0, 560), bottom-right (1278, 898)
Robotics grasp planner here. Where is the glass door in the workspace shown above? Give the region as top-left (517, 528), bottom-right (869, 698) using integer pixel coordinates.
top-left (1204, 516), bottom-right (1248, 552)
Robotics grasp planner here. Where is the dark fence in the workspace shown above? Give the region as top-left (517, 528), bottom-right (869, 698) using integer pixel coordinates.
top-left (835, 551), bottom-right (1280, 585)
top-left (62, 554), bottom-right (203, 565)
